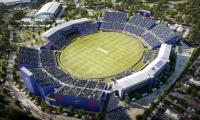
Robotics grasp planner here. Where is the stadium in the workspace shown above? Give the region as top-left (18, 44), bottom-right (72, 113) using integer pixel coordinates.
top-left (19, 10), bottom-right (176, 112)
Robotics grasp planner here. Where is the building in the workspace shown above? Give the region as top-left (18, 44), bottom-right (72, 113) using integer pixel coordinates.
top-left (164, 109), bottom-right (180, 120)
top-left (0, 0), bottom-right (31, 6)
top-left (140, 10), bottom-right (151, 17)
top-left (188, 78), bottom-right (200, 87)
top-left (114, 44), bottom-right (172, 98)
top-left (35, 1), bottom-right (63, 20)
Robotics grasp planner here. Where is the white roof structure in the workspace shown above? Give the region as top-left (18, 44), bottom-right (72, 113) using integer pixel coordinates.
top-left (36, 2), bottom-right (61, 16)
top-left (189, 78), bottom-right (200, 87)
top-left (158, 43), bottom-right (172, 59)
top-left (0, 0), bottom-right (31, 5)
top-left (143, 57), bottom-right (169, 78)
top-left (41, 18), bottom-right (89, 39)
top-left (116, 71), bottom-right (150, 90)
top-left (165, 109), bottom-right (180, 120)
top-left (114, 43), bottom-right (172, 98)
top-left (20, 67), bottom-right (33, 76)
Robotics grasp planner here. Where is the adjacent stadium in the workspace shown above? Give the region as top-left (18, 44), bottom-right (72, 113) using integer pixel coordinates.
top-left (19, 10), bottom-right (177, 112)
top-left (59, 32), bottom-right (144, 79)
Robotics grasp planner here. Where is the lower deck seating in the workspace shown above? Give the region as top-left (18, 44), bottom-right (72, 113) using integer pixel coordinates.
top-left (141, 32), bottom-right (161, 48)
top-left (123, 25), bottom-right (145, 36)
top-left (143, 50), bottom-right (152, 63)
top-left (101, 22), bottom-right (125, 31)
top-left (76, 23), bottom-right (98, 35)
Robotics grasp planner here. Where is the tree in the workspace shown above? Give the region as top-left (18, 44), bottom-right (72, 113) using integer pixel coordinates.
top-left (68, 107), bottom-right (75, 116)
top-left (136, 114), bottom-right (143, 120)
top-left (80, 9), bottom-right (88, 17)
top-left (32, 34), bottom-right (36, 39)
top-left (50, 16), bottom-right (56, 24)
top-left (143, 108), bottom-right (150, 119)
top-left (190, 88), bottom-right (198, 97)
top-left (57, 106), bottom-right (63, 113)
top-left (35, 96), bottom-right (42, 105)
top-left (37, 31), bottom-right (41, 35)
top-left (78, 109), bottom-right (85, 117)
top-left (95, 113), bottom-right (102, 120)
top-left (12, 10), bottom-right (25, 20)
top-left (0, 3), bottom-right (7, 20)
top-left (2, 88), bottom-right (8, 94)
top-left (28, 92), bottom-right (33, 98)
top-left (14, 100), bottom-right (21, 107)
top-left (0, 24), bottom-right (10, 52)
top-left (124, 96), bottom-right (130, 104)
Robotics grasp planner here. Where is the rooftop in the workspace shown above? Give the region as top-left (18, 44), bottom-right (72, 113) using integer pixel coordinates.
top-left (36, 2), bottom-right (61, 16)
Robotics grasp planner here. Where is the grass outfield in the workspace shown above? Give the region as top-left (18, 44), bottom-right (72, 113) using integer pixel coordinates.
top-left (59, 31), bottom-right (145, 79)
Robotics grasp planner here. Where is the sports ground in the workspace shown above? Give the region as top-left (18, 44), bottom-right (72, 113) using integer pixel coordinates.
top-left (59, 32), bottom-right (145, 79)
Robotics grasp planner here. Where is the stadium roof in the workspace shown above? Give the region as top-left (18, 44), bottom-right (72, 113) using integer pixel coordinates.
top-left (36, 2), bottom-right (61, 16)
top-left (20, 67), bottom-right (33, 76)
top-left (116, 71), bottom-right (150, 90)
top-left (143, 57), bottom-right (169, 78)
top-left (0, 0), bottom-right (31, 5)
top-left (158, 43), bottom-right (172, 59)
top-left (42, 18), bottom-right (90, 38)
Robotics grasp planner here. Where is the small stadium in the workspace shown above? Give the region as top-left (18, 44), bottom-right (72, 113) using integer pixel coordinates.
top-left (19, 10), bottom-right (177, 112)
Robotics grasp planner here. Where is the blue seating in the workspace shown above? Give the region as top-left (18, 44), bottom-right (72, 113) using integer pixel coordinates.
top-left (141, 32), bottom-right (161, 48)
top-left (100, 11), bottom-right (127, 31)
top-left (52, 36), bottom-right (71, 49)
top-left (150, 23), bottom-right (176, 42)
top-left (43, 66), bottom-right (77, 85)
top-left (123, 25), bottom-right (145, 36)
top-left (143, 50), bottom-right (152, 63)
top-left (40, 50), bottom-right (57, 66)
top-left (76, 22), bottom-right (98, 35)
top-left (31, 68), bottom-right (59, 87)
top-left (19, 47), bottom-right (40, 67)
top-left (103, 11), bottom-right (127, 23)
top-left (128, 15), bottom-right (155, 29)
top-left (101, 22), bottom-right (125, 31)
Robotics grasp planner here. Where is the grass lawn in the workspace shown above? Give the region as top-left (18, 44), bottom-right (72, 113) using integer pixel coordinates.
top-left (59, 31), bottom-right (145, 79)
top-left (148, 50), bottom-right (157, 62)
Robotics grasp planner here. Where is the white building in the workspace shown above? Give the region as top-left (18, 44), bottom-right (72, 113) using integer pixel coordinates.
top-left (35, 1), bottom-right (63, 20)
top-left (114, 44), bottom-right (172, 98)
top-left (189, 78), bottom-right (200, 87)
top-left (0, 0), bottom-right (31, 5)
top-left (165, 109), bottom-right (180, 120)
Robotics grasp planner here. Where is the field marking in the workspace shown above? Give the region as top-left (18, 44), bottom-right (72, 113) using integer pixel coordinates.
top-left (96, 47), bottom-right (109, 54)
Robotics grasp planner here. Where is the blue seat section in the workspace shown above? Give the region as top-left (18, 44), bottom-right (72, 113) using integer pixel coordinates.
top-left (143, 50), bottom-right (152, 63)
top-left (19, 47), bottom-right (40, 68)
top-left (40, 50), bottom-right (57, 66)
top-left (141, 32), bottom-right (161, 48)
top-left (150, 23), bottom-right (177, 43)
top-left (128, 15), bottom-right (155, 30)
top-left (76, 22), bottom-right (99, 35)
top-left (100, 11), bottom-right (127, 31)
top-left (102, 11), bottom-right (127, 23)
top-left (123, 25), bottom-right (145, 36)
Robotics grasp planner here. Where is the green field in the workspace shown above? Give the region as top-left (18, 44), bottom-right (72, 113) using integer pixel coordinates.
top-left (59, 32), bottom-right (145, 79)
